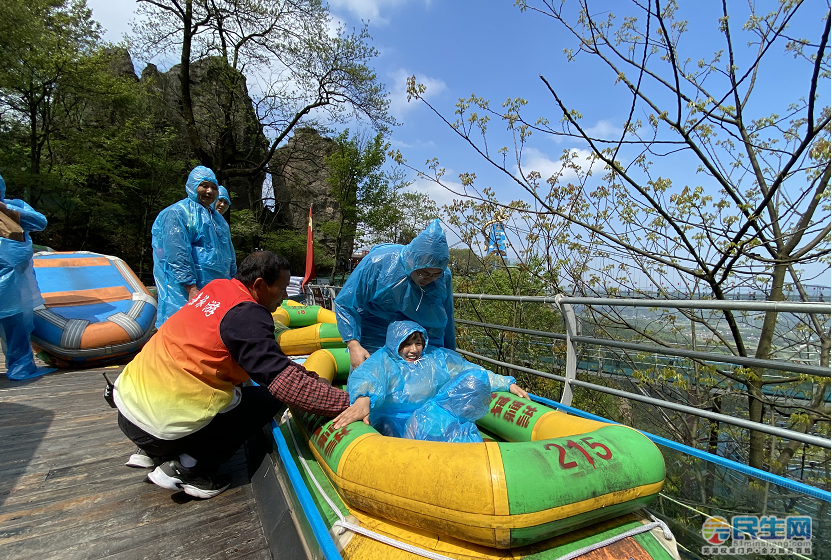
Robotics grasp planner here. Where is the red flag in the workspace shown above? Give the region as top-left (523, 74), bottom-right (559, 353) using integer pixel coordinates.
top-left (302, 205), bottom-right (316, 287)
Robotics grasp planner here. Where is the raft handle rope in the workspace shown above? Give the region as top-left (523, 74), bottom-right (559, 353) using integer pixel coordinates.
top-left (283, 410), bottom-right (456, 560)
top-left (282, 410), bottom-right (674, 560)
top-left (554, 514), bottom-right (673, 560)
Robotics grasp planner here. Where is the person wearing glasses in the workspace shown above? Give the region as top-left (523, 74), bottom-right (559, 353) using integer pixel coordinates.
top-left (335, 219), bottom-right (456, 369)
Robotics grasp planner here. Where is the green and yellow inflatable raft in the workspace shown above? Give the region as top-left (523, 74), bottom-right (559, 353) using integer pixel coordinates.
top-left (276, 349), bottom-right (676, 559)
top-left (272, 302), bottom-right (346, 355)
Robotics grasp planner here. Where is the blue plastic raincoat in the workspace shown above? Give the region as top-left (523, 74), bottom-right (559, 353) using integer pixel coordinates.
top-left (347, 321), bottom-right (515, 442)
top-left (217, 186), bottom-right (231, 214)
top-left (0, 174), bottom-right (54, 380)
top-left (335, 219), bottom-right (455, 353)
top-left (405, 368), bottom-right (492, 443)
top-left (151, 166), bottom-right (237, 327)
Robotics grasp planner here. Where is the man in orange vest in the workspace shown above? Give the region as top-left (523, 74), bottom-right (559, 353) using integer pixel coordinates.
top-left (114, 251), bottom-right (362, 499)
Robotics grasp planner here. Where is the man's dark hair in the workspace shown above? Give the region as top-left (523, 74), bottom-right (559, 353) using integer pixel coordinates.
top-left (235, 251), bottom-right (290, 287)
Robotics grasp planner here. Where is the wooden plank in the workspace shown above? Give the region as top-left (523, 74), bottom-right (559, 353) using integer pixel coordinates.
top-left (0, 364), bottom-right (272, 559)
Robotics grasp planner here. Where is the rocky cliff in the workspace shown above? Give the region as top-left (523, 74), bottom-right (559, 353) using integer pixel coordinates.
top-left (270, 127), bottom-right (354, 267)
top-left (139, 57), bottom-right (269, 211)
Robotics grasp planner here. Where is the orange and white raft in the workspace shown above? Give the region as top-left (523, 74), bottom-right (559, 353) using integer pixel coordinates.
top-left (30, 251), bottom-right (156, 365)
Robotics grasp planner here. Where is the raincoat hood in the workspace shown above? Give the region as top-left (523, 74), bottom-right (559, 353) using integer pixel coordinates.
top-left (385, 321), bottom-right (428, 358)
top-left (217, 186), bottom-right (230, 205)
top-left (185, 166), bottom-right (219, 203)
top-left (400, 219), bottom-right (449, 274)
top-left (150, 167), bottom-right (237, 328)
top-left (0, 173), bottom-right (5, 201)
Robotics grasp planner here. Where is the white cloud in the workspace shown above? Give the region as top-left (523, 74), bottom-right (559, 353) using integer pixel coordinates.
top-left (387, 68), bottom-right (446, 119)
top-left (88, 0), bottom-right (137, 43)
top-left (405, 175), bottom-right (467, 210)
top-left (389, 137), bottom-right (435, 150)
top-left (550, 118), bottom-right (626, 145)
top-left (519, 146), bottom-right (605, 184)
top-left (584, 119), bottom-right (620, 138)
top-left (328, 0), bottom-right (409, 25)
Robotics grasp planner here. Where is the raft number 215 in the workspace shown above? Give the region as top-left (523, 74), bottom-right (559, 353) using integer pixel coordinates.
top-left (544, 438), bottom-right (613, 469)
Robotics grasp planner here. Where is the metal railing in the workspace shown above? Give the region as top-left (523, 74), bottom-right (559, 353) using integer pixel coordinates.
top-left (454, 293), bottom-right (831, 450)
top-left (300, 287), bottom-right (829, 448)
top-left (303, 284), bottom-right (342, 309)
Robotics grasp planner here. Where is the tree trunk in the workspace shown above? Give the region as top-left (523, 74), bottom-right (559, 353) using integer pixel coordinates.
top-left (704, 397), bottom-right (721, 502)
top-left (179, 0), bottom-right (209, 166)
top-left (749, 261), bottom-right (788, 469)
top-left (29, 103), bottom-right (39, 176)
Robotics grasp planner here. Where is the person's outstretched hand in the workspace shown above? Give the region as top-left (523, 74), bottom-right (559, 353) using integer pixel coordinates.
top-left (509, 384), bottom-right (529, 400)
top-left (347, 340), bottom-right (370, 369)
top-left (332, 396), bottom-right (370, 429)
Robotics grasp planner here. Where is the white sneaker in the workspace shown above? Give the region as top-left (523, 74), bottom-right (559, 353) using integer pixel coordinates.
top-left (125, 447), bottom-right (156, 468)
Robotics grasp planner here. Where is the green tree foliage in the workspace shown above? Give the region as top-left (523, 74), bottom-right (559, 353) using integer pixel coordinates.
top-left (321, 129), bottom-right (393, 279)
top-left (449, 249), bottom-right (615, 417)
top-left (258, 227), bottom-right (330, 275)
top-left (0, 0), bottom-right (101, 185)
top-left (391, 191), bottom-right (441, 245)
top-left (0, 0), bottom-right (194, 281)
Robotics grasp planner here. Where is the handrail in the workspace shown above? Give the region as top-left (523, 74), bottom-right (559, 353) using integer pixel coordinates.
top-left (456, 319), bottom-right (567, 340)
top-left (454, 293), bottom-right (832, 314)
top-left (457, 318), bottom-right (828, 378)
top-left (571, 335), bottom-right (830, 378)
top-left (456, 349), bottom-right (832, 449)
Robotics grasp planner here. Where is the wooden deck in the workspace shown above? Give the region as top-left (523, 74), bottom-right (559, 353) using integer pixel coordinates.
top-left (0, 361), bottom-right (272, 559)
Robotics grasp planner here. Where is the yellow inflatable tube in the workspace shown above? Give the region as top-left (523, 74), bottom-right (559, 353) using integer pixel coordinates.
top-left (277, 323), bottom-right (345, 355)
top-left (272, 305), bottom-right (337, 328)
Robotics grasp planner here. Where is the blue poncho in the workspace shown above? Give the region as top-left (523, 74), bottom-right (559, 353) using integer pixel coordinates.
top-left (335, 219), bottom-right (455, 353)
top-left (0, 173), bottom-right (54, 380)
top-left (151, 166), bottom-right (237, 327)
top-left (347, 321), bottom-right (515, 442)
top-left (217, 186), bottom-right (231, 211)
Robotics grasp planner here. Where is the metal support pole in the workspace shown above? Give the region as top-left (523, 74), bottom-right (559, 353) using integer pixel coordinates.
top-left (556, 294), bottom-right (578, 406)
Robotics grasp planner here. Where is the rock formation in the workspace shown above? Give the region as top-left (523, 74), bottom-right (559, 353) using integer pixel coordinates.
top-left (270, 127), bottom-right (354, 267)
top-left (138, 57), bottom-right (269, 210)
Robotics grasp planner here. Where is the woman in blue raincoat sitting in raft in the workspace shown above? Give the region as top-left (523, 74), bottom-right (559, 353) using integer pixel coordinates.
top-left (333, 321), bottom-right (528, 442)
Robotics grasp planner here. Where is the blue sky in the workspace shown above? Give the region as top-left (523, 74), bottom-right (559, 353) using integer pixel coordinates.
top-left (87, 0), bottom-right (830, 286)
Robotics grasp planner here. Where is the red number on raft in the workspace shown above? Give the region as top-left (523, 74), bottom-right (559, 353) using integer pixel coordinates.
top-left (567, 440), bottom-right (595, 469)
top-left (581, 437), bottom-right (613, 460)
top-left (544, 443), bottom-right (577, 469)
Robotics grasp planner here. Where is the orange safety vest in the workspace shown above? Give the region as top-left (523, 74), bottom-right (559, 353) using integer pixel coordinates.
top-left (115, 278), bottom-right (257, 439)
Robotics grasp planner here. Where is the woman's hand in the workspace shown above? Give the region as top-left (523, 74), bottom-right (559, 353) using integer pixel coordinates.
top-left (347, 340), bottom-right (370, 369)
top-left (509, 384), bottom-right (529, 400)
top-left (332, 396), bottom-right (370, 429)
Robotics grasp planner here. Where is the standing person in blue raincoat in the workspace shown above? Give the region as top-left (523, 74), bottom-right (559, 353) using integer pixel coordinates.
top-left (151, 166), bottom-right (237, 328)
top-left (215, 186), bottom-right (231, 216)
top-left (0, 174), bottom-right (55, 380)
top-left (335, 219), bottom-right (455, 369)
top-left (332, 321), bottom-right (527, 442)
